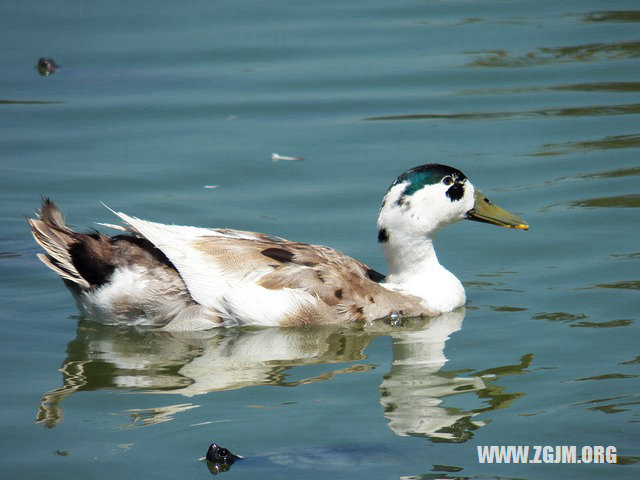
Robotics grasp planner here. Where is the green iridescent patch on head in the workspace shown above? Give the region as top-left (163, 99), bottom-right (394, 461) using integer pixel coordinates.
top-left (391, 164), bottom-right (467, 198)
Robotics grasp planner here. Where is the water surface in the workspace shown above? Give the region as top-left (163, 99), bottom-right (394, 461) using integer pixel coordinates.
top-left (1, 1), bottom-right (639, 479)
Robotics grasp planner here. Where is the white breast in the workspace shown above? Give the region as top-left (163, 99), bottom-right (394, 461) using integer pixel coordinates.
top-left (384, 264), bottom-right (466, 314)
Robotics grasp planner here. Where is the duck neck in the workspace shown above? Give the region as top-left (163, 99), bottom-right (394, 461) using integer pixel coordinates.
top-left (380, 232), bottom-right (465, 313)
top-left (383, 234), bottom-right (440, 282)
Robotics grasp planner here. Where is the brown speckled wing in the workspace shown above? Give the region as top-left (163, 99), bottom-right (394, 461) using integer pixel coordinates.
top-left (194, 235), bottom-right (428, 323)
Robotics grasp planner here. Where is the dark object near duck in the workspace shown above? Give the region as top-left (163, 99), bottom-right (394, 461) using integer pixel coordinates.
top-left (37, 58), bottom-right (59, 76)
top-left (205, 443), bottom-right (241, 475)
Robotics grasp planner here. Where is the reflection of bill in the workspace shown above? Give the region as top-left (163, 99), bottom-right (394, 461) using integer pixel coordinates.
top-left (37, 309), bottom-right (522, 442)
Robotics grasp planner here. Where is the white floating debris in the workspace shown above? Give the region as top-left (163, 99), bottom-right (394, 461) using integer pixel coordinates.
top-left (203, 185), bottom-right (220, 189)
top-left (272, 152), bottom-right (304, 162)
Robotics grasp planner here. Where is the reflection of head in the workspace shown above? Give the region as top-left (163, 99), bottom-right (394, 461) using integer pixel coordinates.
top-left (379, 310), bottom-right (487, 440)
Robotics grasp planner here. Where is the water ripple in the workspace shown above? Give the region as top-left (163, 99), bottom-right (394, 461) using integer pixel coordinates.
top-left (460, 81), bottom-right (640, 96)
top-left (583, 11), bottom-right (640, 23)
top-left (365, 103), bottom-right (640, 122)
top-left (0, 99), bottom-right (65, 105)
top-left (467, 41), bottom-right (640, 67)
top-left (532, 133), bottom-right (640, 156)
top-left (575, 373), bottom-right (638, 382)
top-left (567, 195), bottom-right (640, 209)
top-left (585, 280), bottom-right (640, 290)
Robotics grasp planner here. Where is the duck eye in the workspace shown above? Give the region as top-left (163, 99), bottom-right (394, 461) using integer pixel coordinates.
top-left (442, 176), bottom-right (453, 186)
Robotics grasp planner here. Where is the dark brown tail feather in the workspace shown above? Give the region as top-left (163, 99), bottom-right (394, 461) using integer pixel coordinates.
top-left (29, 199), bottom-right (96, 289)
top-left (30, 199), bottom-right (180, 292)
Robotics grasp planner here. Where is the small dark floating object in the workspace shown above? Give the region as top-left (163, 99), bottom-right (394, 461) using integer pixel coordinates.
top-left (37, 57), bottom-right (59, 76)
top-left (205, 443), bottom-right (241, 475)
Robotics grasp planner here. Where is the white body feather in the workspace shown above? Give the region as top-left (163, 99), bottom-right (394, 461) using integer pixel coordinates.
top-left (110, 211), bottom-right (322, 327)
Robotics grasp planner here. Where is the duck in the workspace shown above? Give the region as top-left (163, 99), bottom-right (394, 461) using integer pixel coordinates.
top-left (28, 163), bottom-right (528, 329)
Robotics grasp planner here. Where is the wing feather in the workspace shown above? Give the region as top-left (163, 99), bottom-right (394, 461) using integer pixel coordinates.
top-left (108, 210), bottom-right (325, 325)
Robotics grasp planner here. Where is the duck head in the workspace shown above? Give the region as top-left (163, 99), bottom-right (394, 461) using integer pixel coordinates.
top-left (377, 163), bottom-right (528, 244)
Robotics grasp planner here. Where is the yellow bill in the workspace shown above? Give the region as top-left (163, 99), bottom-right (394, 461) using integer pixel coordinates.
top-left (466, 190), bottom-right (529, 230)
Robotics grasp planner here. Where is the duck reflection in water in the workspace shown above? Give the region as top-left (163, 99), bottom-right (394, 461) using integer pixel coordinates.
top-left (37, 308), bottom-right (528, 442)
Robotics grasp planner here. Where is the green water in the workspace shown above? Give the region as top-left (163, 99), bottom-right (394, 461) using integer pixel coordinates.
top-left (1, 1), bottom-right (639, 478)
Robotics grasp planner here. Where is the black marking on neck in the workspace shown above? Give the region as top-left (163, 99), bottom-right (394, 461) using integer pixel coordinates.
top-left (446, 181), bottom-right (465, 202)
top-left (377, 227), bottom-right (389, 243)
top-left (365, 267), bottom-right (386, 283)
